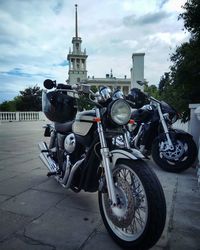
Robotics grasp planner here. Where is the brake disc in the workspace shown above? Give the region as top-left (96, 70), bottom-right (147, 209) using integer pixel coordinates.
top-left (104, 177), bottom-right (135, 228)
top-left (160, 140), bottom-right (185, 161)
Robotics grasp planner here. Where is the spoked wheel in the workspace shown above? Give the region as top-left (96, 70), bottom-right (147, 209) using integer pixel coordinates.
top-left (98, 159), bottom-right (166, 250)
top-left (152, 133), bottom-right (198, 173)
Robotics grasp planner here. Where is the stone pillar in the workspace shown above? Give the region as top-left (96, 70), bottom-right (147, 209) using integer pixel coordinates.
top-left (189, 104), bottom-right (200, 185)
top-left (189, 104), bottom-right (200, 146)
top-left (69, 60), bottom-right (71, 70)
top-left (16, 112), bottom-right (19, 121)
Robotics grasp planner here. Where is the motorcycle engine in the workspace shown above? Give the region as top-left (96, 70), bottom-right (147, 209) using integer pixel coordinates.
top-left (64, 133), bottom-right (76, 154)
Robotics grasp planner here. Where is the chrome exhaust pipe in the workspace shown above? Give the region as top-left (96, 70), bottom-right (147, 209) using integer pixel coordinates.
top-left (63, 158), bottom-right (85, 188)
top-left (133, 124), bottom-right (144, 149)
top-left (38, 142), bottom-right (57, 172)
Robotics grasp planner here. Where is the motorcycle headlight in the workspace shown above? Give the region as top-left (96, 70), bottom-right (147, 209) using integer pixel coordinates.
top-left (110, 99), bottom-right (131, 125)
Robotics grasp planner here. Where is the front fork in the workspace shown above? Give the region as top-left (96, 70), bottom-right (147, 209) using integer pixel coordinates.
top-left (95, 108), bottom-right (118, 206)
top-left (157, 104), bottom-right (174, 150)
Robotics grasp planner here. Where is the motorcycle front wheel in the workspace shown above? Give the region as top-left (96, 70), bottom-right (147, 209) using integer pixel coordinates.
top-left (152, 133), bottom-right (197, 173)
top-left (98, 159), bottom-right (166, 250)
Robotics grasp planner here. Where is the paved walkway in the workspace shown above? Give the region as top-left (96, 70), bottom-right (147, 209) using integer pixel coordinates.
top-left (0, 121), bottom-right (199, 250)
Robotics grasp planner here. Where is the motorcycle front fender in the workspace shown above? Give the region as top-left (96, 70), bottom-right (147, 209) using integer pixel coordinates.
top-left (170, 128), bottom-right (193, 137)
top-left (158, 129), bottom-right (193, 142)
top-left (111, 148), bottom-right (145, 167)
top-left (156, 129), bottom-right (193, 145)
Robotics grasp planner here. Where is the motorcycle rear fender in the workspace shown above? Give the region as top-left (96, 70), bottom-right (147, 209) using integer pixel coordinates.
top-left (111, 148), bottom-right (145, 167)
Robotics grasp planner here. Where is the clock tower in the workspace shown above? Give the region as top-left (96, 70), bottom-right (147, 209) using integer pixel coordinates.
top-left (67, 4), bottom-right (88, 84)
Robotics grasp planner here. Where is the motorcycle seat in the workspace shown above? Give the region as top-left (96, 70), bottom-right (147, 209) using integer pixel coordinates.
top-left (54, 121), bottom-right (74, 133)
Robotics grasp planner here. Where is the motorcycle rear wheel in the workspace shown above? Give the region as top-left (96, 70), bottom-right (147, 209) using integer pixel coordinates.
top-left (152, 134), bottom-right (197, 173)
top-left (98, 159), bottom-right (166, 250)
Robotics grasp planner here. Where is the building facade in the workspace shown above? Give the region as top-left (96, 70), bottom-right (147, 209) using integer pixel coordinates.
top-left (67, 5), bottom-right (145, 95)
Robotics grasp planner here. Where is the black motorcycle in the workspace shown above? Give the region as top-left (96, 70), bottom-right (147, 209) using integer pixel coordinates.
top-left (38, 80), bottom-right (166, 250)
top-left (126, 88), bottom-right (197, 173)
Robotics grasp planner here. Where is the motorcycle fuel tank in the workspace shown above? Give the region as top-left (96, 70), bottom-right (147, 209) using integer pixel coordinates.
top-left (72, 110), bottom-right (96, 136)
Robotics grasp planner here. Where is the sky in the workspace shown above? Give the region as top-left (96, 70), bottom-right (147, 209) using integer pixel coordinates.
top-left (0, 0), bottom-right (188, 103)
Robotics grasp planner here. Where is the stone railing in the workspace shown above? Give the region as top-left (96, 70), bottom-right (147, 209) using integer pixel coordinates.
top-left (172, 119), bottom-right (188, 132)
top-left (189, 104), bottom-right (200, 187)
top-left (0, 112), bottom-right (46, 122)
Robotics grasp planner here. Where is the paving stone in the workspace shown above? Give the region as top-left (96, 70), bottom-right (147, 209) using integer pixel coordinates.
top-left (0, 237), bottom-right (54, 250)
top-left (56, 190), bottom-right (99, 213)
top-left (0, 174), bottom-right (47, 196)
top-left (0, 194), bottom-right (11, 203)
top-left (32, 178), bottom-right (68, 195)
top-left (87, 224), bottom-right (165, 250)
top-left (0, 121), bottom-right (199, 250)
top-left (82, 230), bottom-right (122, 250)
top-left (1, 189), bottom-right (65, 217)
top-left (168, 227), bottom-right (200, 250)
top-left (24, 206), bottom-right (101, 250)
top-left (0, 169), bottom-right (19, 182)
top-left (0, 210), bottom-right (31, 241)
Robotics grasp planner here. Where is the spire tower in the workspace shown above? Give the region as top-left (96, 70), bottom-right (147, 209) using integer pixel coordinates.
top-left (75, 4), bottom-right (78, 38)
top-left (67, 4), bottom-right (88, 84)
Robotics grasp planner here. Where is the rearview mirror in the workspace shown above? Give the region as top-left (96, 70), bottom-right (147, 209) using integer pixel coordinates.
top-left (43, 79), bottom-right (56, 89)
top-left (136, 80), bottom-right (148, 86)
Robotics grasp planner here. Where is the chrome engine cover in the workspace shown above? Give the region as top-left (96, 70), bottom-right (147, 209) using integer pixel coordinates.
top-left (64, 133), bottom-right (76, 154)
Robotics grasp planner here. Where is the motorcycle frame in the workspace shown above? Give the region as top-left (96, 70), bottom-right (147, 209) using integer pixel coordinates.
top-left (156, 102), bottom-right (174, 150)
top-left (132, 98), bottom-right (175, 152)
top-left (41, 88), bottom-right (145, 206)
top-left (63, 107), bottom-right (143, 205)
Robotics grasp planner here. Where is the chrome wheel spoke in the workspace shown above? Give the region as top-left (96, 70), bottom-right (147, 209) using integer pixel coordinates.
top-left (102, 164), bottom-right (148, 241)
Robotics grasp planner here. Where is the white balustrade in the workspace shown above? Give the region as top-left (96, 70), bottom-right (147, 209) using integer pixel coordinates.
top-left (0, 112), bottom-right (46, 121)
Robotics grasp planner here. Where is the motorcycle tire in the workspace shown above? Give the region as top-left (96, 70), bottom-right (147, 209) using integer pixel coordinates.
top-left (152, 134), bottom-right (197, 173)
top-left (98, 159), bottom-right (166, 250)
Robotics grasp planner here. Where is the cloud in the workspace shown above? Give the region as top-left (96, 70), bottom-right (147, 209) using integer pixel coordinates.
top-left (123, 11), bottom-right (171, 27)
top-left (158, 0), bottom-right (169, 9)
top-left (51, 0), bottom-right (64, 15)
top-left (0, 0), bottom-right (188, 103)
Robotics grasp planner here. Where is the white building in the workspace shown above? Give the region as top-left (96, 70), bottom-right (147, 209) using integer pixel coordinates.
top-left (131, 53), bottom-right (145, 91)
top-left (67, 5), bottom-right (145, 94)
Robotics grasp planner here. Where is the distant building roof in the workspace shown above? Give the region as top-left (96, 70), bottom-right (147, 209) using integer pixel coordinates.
top-left (86, 75), bottom-right (131, 85)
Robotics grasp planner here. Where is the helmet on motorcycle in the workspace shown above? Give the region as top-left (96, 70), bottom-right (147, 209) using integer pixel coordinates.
top-left (42, 90), bottom-right (77, 123)
top-left (127, 88), bottom-right (148, 109)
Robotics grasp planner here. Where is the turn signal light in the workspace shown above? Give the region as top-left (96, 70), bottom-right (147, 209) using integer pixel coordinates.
top-left (129, 119), bottom-right (135, 124)
top-left (93, 117), bottom-right (101, 123)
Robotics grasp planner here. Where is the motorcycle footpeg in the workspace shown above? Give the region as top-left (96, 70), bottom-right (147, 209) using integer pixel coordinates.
top-left (47, 171), bottom-right (57, 177)
top-left (41, 149), bottom-right (49, 153)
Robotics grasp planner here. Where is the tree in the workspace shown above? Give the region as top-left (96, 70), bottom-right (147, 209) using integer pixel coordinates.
top-left (158, 0), bottom-right (200, 121)
top-left (158, 72), bottom-right (170, 94)
top-left (76, 85), bottom-right (98, 111)
top-left (0, 85), bottom-right (42, 111)
top-left (15, 85), bottom-right (42, 111)
top-left (179, 0), bottom-right (200, 40)
top-left (0, 100), bottom-right (16, 111)
top-left (144, 84), bottom-right (160, 99)
top-left (170, 39), bottom-right (200, 120)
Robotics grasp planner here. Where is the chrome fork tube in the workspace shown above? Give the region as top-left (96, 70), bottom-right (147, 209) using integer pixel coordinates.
top-left (157, 103), bottom-right (174, 150)
top-left (95, 108), bottom-right (117, 206)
